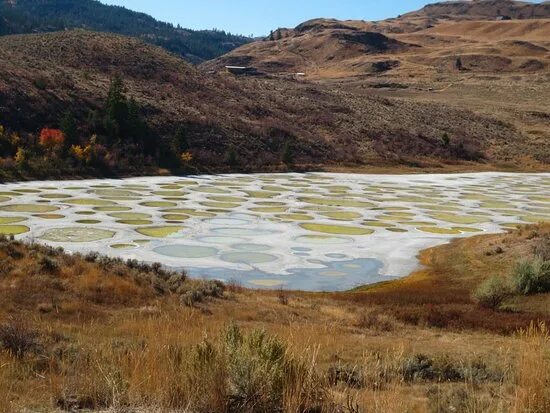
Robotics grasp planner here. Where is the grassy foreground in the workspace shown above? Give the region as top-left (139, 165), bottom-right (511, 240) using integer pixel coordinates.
top-left (0, 225), bottom-right (549, 412)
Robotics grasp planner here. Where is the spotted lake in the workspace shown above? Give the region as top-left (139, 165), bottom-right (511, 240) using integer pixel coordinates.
top-left (0, 173), bottom-right (548, 291)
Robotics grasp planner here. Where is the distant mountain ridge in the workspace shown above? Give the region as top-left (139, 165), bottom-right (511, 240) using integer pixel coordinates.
top-left (406, 0), bottom-right (550, 20)
top-left (203, 0), bottom-right (550, 77)
top-left (0, 0), bottom-right (253, 62)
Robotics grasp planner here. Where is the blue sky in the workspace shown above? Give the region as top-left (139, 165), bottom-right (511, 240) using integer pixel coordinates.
top-left (98, 0), bottom-right (457, 37)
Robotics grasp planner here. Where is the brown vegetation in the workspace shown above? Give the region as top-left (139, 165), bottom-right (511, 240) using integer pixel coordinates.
top-left (0, 27), bottom-right (547, 180)
top-left (202, 3), bottom-right (550, 170)
top-left (0, 224), bottom-right (549, 411)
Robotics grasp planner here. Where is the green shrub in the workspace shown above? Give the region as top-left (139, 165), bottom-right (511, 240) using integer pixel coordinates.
top-left (472, 276), bottom-right (512, 309)
top-left (224, 324), bottom-right (287, 411)
top-left (512, 259), bottom-right (550, 295)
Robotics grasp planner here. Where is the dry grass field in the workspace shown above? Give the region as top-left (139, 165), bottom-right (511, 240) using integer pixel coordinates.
top-left (0, 224), bottom-right (548, 412)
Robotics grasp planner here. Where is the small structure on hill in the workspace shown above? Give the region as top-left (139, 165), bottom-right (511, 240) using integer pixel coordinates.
top-left (225, 66), bottom-right (259, 76)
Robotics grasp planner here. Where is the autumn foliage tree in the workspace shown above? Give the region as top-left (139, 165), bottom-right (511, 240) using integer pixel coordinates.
top-left (39, 128), bottom-right (65, 150)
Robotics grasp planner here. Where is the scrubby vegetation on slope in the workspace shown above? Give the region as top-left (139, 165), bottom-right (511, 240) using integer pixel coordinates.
top-left (0, 225), bottom-right (549, 412)
top-left (1, 30), bottom-right (542, 181)
top-left (0, 0), bottom-right (252, 62)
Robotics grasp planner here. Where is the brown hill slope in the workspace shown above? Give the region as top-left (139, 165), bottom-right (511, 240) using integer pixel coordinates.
top-left (406, 0), bottom-right (550, 20)
top-left (201, 3), bottom-right (550, 166)
top-left (0, 30), bottom-right (544, 170)
top-left (202, 20), bottom-right (415, 77)
top-left (203, 15), bottom-right (550, 79)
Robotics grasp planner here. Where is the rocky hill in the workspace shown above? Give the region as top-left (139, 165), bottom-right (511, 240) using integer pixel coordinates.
top-left (200, 1), bottom-right (550, 167)
top-left (0, 0), bottom-right (252, 62)
top-left (203, 1), bottom-right (550, 78)
top-left (405, 0), bottom-right (550, 20)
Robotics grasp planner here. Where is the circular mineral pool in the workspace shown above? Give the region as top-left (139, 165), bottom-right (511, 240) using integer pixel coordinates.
top-left (108, 212), bottom-right (152, 220)
top-left (207, 196), bottom-right (246, 203)
top-left (33, 214), bottom-right (65, 220)
top-left (118, 220), bottom-right (154, 226)
top-left (201, 202), bottom-right (240, 209)
top-left (318, 270), bottom-right (347, 277)
top-left (93, 206), bottom-right (133, 212)
top-left (208, 218), bottom-right (250, 226)
top-left (64, 199), bottom-right (117, 206)
top-left (275, 213), bottom-right (313, 221)
top-left (140, 201), bottom-right (178, 208)
top-left (298, 197), bottom-right (374, 208)
top-left (429, 213), bottom-right (490, 225)
top-left (249, 207), bottom-right (288, 213)
top-left (0, 225), bottom-right (30, 235)
top-left (0, 217), bottom-right (27, 224)
top-left (212, 228), bottom-right (276, 237)
top-left (135, 226), bottom-right (185, 238)
top-left (110, 244), bottom-right (138, 250)
top-left (220, 252), bottom-right (278, 264)
top-left (75, 211), bottom-right (96, 216)
top-left (294, 235), bottom-right (353, 245)
top-left (197, 236), bottom-right (247, 244)
top-left (162, 214), bottom-right (190, 221)
top-left (299, 223), bottom-right (374, 236)
top-left (39, 227), bottom-right (115, 242)
top-left (162, 208), bottom-right (216, 218)
top-left (291, 247), bottom-right (312, 252)
top-left (0, 204), bottom-right (59, 213)
top-left (154, 245), bottom-right (218, 259)
top-left (417, 227), bottom-right (462, 235)
top-left (232, 243), bottom-right (272, 252)
top-left (90, 189), bottom-right (141, 197)
top-left (326, 253), bottom-right (348, 259)
top-left (320, 211), bottom-right (363, 221)
top-left (386, 228), bottom-right (408, 233)
top-left (39, 194), bottom-right (73, 199)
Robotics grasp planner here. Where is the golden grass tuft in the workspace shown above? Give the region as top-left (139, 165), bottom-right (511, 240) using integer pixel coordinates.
top-left (513, 322), bottom-right (550, 413)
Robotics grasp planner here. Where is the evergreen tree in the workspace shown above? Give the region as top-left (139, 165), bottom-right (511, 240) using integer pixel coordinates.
top-left (60, 111), bottom-right (78, 147)
top-left (174, 126), bottom-right (189, 153)
top-left (268, 30), bottom-right (274, 41)
top-left (276, 28), bottom-right (282, 40)
top-left (126, 98), bottom-right (145, 142)
top-left (282, 142), bottom-right (294, 166)
top-left (225, 146), bottom-right (238, 166)
top-left (104, 75), bottom-right (128, 142)
top-left (455, 57), bottom-right (463, 71)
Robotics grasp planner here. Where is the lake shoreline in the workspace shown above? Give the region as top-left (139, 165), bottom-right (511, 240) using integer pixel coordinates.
top-left (1, 161), bottom-right (548, 185)
top-left (1, 172), bottom-right (547, 291)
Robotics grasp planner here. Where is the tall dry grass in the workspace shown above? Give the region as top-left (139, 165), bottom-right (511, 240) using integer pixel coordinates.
top-left (46, 312), bottom-right (331, 412)
top-left (513, 322), bottom-right (550, 413)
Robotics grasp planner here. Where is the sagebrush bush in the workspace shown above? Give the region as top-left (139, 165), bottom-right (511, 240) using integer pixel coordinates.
top-left (224, 324), bottom-right (287, 411)
top-left (0, 320), bottom-right (41, 358)
top-left (512, 259), bottom-right (550, 295)
top-left (184, 324), bottom-right (326, 412)
top-left (533, 235), bottom-right (550, 261)
top-left (472, 276), bottom-right (512, 309)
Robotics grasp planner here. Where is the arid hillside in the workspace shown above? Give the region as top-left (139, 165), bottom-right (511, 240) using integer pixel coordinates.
top-left (202, 0), bottom-right (550, 167)
top-left (405, 0), bottom-right (550, 20)
top-left (1, 30), bottom-right (543, 172)
top-left (203, 2), bottom-right (550, 79)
